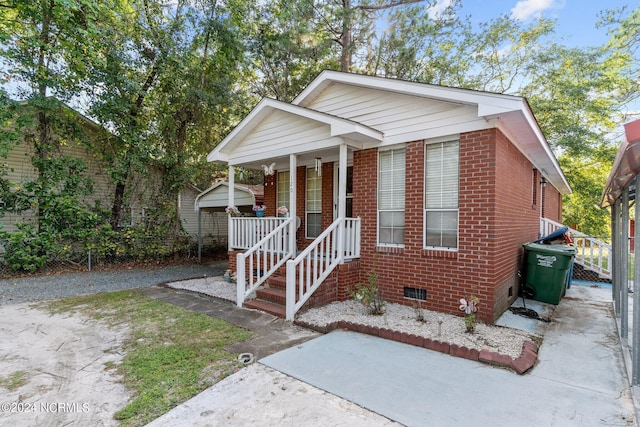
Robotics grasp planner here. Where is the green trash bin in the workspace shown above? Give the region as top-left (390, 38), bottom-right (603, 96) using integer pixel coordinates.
top-left (522, 243), bottom-right (576, 305)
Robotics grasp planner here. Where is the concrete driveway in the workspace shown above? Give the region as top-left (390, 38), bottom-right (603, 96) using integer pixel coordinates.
top-left (149, 285), bottom-right (637, 427)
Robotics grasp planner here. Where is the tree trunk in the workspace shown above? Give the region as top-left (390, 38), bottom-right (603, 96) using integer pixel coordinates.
top-left (110, 170), bottom-right (128, 229)
top-left (341, 0), bottom-right (353, 72)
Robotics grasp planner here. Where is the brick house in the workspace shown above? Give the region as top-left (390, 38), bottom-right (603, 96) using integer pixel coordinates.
top-left (208, 71), bottom-right (570, 323)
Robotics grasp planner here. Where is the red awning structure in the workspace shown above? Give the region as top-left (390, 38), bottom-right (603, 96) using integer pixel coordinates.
top-left (601, 119), bottom-right (640, 207)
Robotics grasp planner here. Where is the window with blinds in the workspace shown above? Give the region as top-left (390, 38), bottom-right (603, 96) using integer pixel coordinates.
top-left (424, 140), bottom-right (459, 249)
top-left (277, 171), bottom-right (290, 212)
top-left (306, 168), bottom-right (322, 238)
top-left (378, 148), bottom-right (405, 246)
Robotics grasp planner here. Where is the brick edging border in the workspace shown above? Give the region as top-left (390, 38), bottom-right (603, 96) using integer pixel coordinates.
top-left (294, 319), bottom-right (538, 375)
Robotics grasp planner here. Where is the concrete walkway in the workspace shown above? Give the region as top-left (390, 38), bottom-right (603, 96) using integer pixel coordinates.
top-left (146, 285), bottom-right (637, 426)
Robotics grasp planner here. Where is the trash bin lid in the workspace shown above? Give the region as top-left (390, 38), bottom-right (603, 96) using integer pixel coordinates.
top-left (534, 227), bottom-right (569, 243)
top-left (523, 242), bottom-right (576, 255)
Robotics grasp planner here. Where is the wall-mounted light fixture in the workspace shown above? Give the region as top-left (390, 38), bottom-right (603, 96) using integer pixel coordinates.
top-left (540, 177), bottom-right (547, 188)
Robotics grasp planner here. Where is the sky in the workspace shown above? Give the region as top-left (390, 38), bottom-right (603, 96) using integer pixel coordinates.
top-left (458, 0), bottom-right (632, 48)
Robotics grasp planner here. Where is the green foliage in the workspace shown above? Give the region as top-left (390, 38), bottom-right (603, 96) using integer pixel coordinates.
top-left (560, 148), bottom-right (617, 238)
top-left (0, 223), bottom-right (57, 272)
top-left (85, 224), bottom-right (184, 261)
top-left (351, 271), bottom-right (386, 315)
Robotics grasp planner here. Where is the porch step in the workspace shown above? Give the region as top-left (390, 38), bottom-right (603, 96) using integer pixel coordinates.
top-left (243, 299), bottom-right (286, 318)
top-left (265, 275), bottom-right (286, 290)
top-left (256, 287), bottom-right (287, 305)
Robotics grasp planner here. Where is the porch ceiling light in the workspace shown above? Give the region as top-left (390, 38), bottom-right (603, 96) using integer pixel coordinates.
top-left (315, 157), bottom-right (322, 176)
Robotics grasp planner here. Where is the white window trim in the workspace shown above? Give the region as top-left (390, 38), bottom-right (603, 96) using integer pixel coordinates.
top-left (423, 140), bottom-right (460, 251)
top-left (377, 147), bottom-right (406, 248)
top-left (277, 170), bottom-right (290, 212)
top-left (306, 167), bottom-right (321, 239)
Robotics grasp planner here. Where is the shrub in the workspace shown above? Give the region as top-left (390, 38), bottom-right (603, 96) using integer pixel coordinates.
top-left (351, 271), bottom-right (385, 315)
top-left (0, 223), bottom-right (57, 272)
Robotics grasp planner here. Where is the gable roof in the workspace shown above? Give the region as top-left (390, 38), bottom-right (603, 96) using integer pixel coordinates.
top-left (208, 71), bottom-right (570, 194)
top-left (207, 98), bottom-right (383, 165)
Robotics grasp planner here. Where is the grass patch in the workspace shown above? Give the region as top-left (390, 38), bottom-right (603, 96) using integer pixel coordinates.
top-left (0, 371), bottom-right (28, 391)
top-left (43, 290), bottom-right (253, 426)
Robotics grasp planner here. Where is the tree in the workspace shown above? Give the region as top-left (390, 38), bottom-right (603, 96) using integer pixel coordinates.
top-left (149, 0), bottom-right (247, 238)
top-left (0, 0), bottom-right (126, 229)
top-left (242, 0), bottom-right (337, 101)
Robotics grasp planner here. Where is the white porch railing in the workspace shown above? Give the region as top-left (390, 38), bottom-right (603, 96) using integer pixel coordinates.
top-left (229, 217), bottom-right (289, 250)
top-left (540, 218), bottom-right (611, 280)
top-left (236, 217), bottom-right (294, 307)
top-left (285, 217), bottom-right (361, 321)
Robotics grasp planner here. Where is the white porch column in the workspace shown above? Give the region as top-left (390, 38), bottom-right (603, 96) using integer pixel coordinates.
top-left (289, 154), bottom-right (297, 253)
top-left (228, 164), bottom-right (235, 251)
top-left (613, 200), bottom-right (620, 315)
top-left (621, 187), bottom-right (630, 339)
top-left (337, 144), bottom-right (348, 259)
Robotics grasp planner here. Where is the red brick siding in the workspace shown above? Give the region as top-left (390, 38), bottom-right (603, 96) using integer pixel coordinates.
top-left (230, 128), bottom-right (559, 324)
top-left (322, 162), bottom-right (335, 229)
top-left (263, 173), bottom-right (276, 213)
top-left (543, 186), bottom-right (562, 222)
top-left (493, 129), bottom-right (543, 318)
top-left (352, 129), bottom-right (542, 323)
top-left (298, 259), bottom-right (362, 310)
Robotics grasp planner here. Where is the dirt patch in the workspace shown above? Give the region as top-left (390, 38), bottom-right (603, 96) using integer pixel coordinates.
top-left (0, 303), bottom-right (130, 426)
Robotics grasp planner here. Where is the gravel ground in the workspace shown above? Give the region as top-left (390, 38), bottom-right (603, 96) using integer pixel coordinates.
top-left (166, 277), bottom-right (538, 359)
top-left (0, 261), bottom-right (226, 305)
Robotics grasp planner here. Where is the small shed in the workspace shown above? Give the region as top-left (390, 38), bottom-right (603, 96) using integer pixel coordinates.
top-left (194, 182), bottom-right (264, 260)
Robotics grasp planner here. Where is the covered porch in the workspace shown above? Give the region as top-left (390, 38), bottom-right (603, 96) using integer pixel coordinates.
top-left (208, 98), bottom-right (381, 320)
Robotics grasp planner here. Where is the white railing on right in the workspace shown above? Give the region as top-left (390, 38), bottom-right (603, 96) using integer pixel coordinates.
top-left (236, 217), bottom-right (295, 307)
top-left (540, 218), bottom-right (611, 280)
top-left (285, 217), bottom-right (361, 321)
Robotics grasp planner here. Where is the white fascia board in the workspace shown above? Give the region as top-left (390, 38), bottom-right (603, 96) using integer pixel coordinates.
top-left (330, 121), bottom-right (384, 141)
top-left (295, 71), bottom-right (524, 118)
top-left (229, 137), bottom-right (344, 166)
top-left (206, 98), bottom-right (276, 162)
top-left (206, 150), bottom-right (229, 163)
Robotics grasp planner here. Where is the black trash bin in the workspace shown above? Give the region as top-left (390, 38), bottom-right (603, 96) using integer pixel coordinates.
top-left (522, 243), bottom-right (576, 305)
